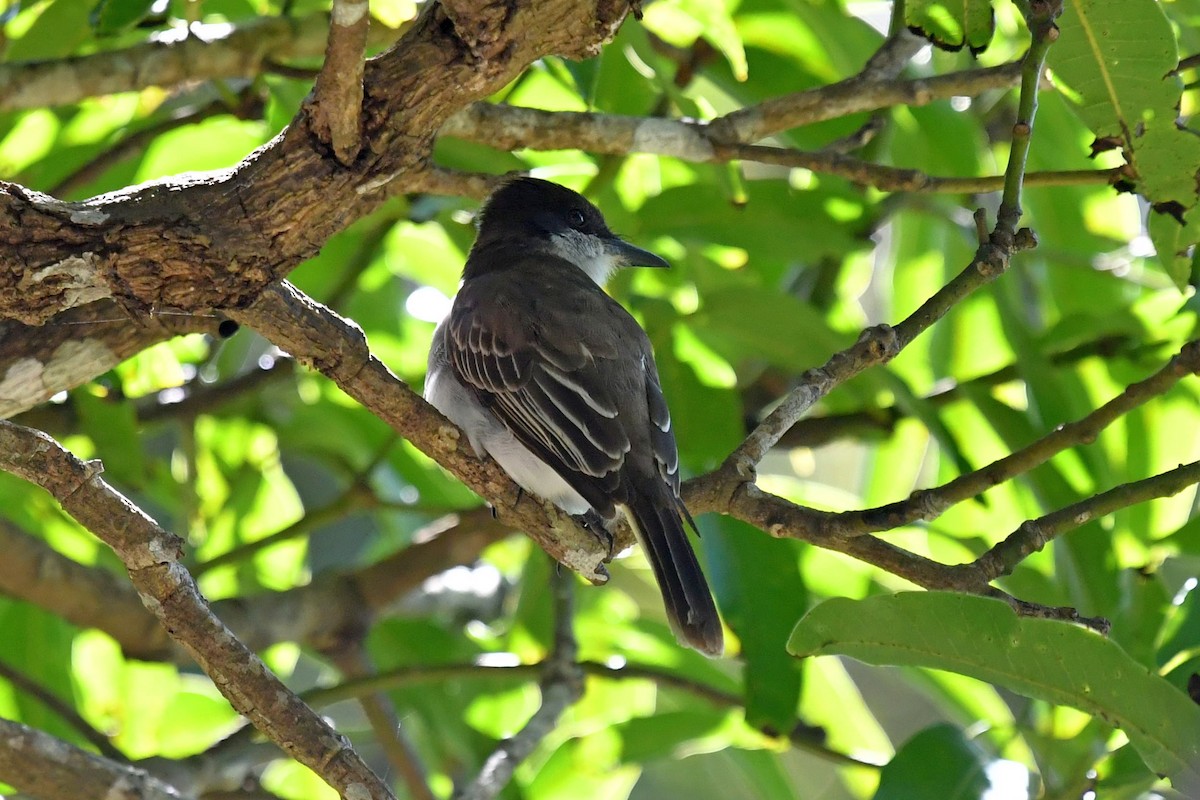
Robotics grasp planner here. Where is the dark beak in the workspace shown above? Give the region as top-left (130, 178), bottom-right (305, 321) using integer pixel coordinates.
top-left (607, 237), bottom-right (670, 269)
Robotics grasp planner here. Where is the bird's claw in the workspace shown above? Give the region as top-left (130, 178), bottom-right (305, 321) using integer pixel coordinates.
top-left (573, 510), bottom-right (615, 561)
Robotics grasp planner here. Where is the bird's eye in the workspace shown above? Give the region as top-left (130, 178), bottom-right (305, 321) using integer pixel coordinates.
top-left (568, 209), bottom-right (586, 229)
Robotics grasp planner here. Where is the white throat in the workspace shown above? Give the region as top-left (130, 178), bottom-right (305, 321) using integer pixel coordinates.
top-left (547, 230), bottom-right (620, 286)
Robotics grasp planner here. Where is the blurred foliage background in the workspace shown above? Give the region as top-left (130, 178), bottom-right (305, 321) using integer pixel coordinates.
top-left (2, 0), bottom-right (1200, 798)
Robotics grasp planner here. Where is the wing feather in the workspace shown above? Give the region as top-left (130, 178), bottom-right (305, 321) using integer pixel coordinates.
top-left (643, 354), bottom-right (681, 491)
top-left (447, 274), bottom-right (629, 494)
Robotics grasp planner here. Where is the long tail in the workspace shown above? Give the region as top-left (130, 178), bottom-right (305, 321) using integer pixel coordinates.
top-left (622, 494), bottom-right (723, 657)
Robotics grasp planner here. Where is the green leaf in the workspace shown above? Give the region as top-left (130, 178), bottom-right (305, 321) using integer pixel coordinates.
top-left (904, 0), bottom-right (995, 54)
top-left (642, 0), bottom-right (748, 81)
top-left (523, 733), bottom-right (641, 798)
top-left (1149, 206), bottom-right (1200, 292)
top-left (89, 0), bottom-right (155, 35)
top-left (788, 592), bottom-right (1200, 790)
top-left (1050, 0), bottom-right (1200, 210)
top-left (73, 386), bottom-right (145, 488)
top-left (1135, 126), bottom-right (1200, 213)
top-left (638, 180), bottom-right (869, 264)
top-left (0, 603), bottom-right (78, 746)
top-left (874, 723), bottom-right (991, 800)
top-left (615, 710), bottom-right (727, 763)
top-left (1051, 0), bottom-right (1178, 135)
top-left (4, 0), bottom-right (92, 61)
top-left (588, 23), bottom-right (660, 114)
top-left (688, 286), bottom-right (849, 373)
top-left (706, 517), bottom-right (805, 732)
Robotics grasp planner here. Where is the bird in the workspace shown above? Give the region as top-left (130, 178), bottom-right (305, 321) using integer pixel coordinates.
top-left (424, 176), bottom-right (723, 656)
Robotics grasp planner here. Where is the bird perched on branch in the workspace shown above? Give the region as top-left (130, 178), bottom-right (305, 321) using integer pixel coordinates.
top-left (425, 176), bottom-right (723, 656)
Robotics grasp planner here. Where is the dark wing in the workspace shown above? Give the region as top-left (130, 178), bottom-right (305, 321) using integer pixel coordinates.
top-left (446, 269), bottom-right (631, 508)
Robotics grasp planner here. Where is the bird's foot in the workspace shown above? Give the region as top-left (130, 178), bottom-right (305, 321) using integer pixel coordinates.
top-left (573, 510), bottom-right (615, 561)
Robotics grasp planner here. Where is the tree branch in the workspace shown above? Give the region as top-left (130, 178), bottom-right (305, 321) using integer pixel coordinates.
top-left (0, 420), bottom-right (396, 799)
top-left (307, 0), bottom-right (370, 164)
top-left (0, 0), bottom-right (635, 328)
top-left (0, 301), bottom-right (229, 420)
top-left (713, 4), bottom-right (1065, 485)
top-left (0, 717), bottom-right (186, 800)
top-left (767, 334), bottom-right (1152, 448)
top-left (440, 103), bottom-right (1115, 192)
top-left (971, 460), bottom-right (1200, 585)
top-left (330, 647), bottom-right (437, 800)
top-left (997, 0), bottom-right (1063, 234)
top-left (297, 659), bottom-right (876, 771)
top-left (0, 503), bottom-right (509, 663)
top-left (830, 340), bottom-right (1200, 536)
top-left (0, 658), bottom-right (125, 761)
top-left (227, 281), bottom-right (621, 580)
top-left (455, 561), bottom-right (582, 800)
top-left (0, 13), bottom-right (405, 113)
top-left (708, 64), bottom-right (1025, 144)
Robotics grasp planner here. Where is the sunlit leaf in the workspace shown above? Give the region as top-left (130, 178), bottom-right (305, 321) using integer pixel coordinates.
top-left (905, 0), bottom-right (995, 53)
top-left (790, 592), bottom-right (1200, 790)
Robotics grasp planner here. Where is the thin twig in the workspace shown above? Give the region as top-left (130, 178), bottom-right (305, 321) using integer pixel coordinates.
top-left (971, 460), bottom-right (1200, 584)
top-left (719, 5), bottom-right (1064, 478)
top-left (191, 482), bottom-right (376, 575)
top-left (997, 0), bottom-right (1063, 235)
top-left (454, 561), bottom-right (582, 800)
top-left (716, 143), bottom-right (1116, 193)
top-left (331, 647), bottom-right (437, 800)
top-left (140, 359), bottom-right (298, 424)
top-left (193, 433), bottom-right (397, 574)
top-left (708, 64), bottom-right (1025, 144)
top-left (216, 656), bottom-right (878, 771)
top-left (696, 482), bottom-right (1111, 631)
top-left (830, 341), bottom-right (1200, 536)
top-left (0, 13), bottom-right (405, 112)
top-left (769, 334), bottom-right (1152, 448)
top-left (49, 97), bottom-right (247, 198)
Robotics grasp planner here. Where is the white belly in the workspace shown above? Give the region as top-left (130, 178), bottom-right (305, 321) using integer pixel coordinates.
top-left (425, 361), bottom-right (590, 515)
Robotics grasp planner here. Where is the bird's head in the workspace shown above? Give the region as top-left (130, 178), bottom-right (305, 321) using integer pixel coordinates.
top-left (473, 176), bottom-right (669, 285)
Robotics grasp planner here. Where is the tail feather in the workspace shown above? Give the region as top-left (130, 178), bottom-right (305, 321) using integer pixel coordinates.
top-left (622, 495), bottom-right (723, 657)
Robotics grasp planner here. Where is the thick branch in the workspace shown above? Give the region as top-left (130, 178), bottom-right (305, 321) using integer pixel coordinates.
top-left (0, 300), bottom-right (227, 420)
top-left (0, 717), bottom-right (186, 800)
top-left (0, 0), bottom-right (633, 327)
